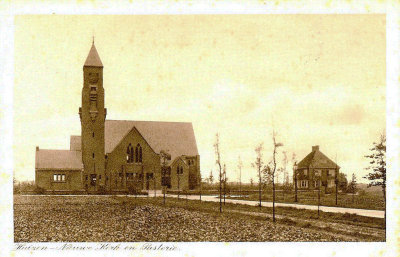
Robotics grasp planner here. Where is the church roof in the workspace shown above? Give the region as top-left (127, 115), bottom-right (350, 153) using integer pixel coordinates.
top-left (297, 146), bottom-right (340, 169)
top-left (84, 43), bottom-right (103, 67)
top-left (105, 120), bottom-right (199, 162)
top-left (35, 149), bottom-right (83, 170)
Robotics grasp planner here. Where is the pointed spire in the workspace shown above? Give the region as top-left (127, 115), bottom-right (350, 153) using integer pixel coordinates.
top-left (84, 42), bottom-right (103, 68)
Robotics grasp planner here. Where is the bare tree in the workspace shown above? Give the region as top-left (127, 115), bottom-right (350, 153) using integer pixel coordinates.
top-left (292, 153), bottom-right (298, 202)
top-left (238, 155), bottom-right (243, 198)
top-left (223, 164), bottom-right (227, 205)
top-left (160, 150), bottom-right (171, 205)
top-left (250, 178), bottom-right (254, 187)
top-left (314, 170), bottom-right (321, 217)
top-left (199, 172), bottom-right (202, 201)
top-left (214, 133), bottom-right (223, 213)
top-left (252, 143), bottom-right (264, 210)
top-left (364, 133), bottom-right (386, 223)
top-left (271, 130), bottom-right (283, 222)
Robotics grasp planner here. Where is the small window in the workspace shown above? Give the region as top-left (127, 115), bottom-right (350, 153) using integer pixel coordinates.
top-left (119, 172), bottom-right (123, 177)
top-left (57, 174), bottom-right (61, 181)
top-left (92, 132), bottom-right (94, 138)
top-left (53, 174), bottom-right (57, 181)
top-left (92, 153), bottom-right (95, 158)
top-left (61, 174), bottom-right (65, 181)
top-left (99, 175), bottom-right (102, 180)
top-left (85, 175), bottom-right (88, 181)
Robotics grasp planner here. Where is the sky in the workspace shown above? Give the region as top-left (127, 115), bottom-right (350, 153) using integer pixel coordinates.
top-left (13, 15), bottom-right (385, 183)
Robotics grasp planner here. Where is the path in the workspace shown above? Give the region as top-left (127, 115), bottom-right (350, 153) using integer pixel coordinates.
top-left (165, 194), bottom-right (385, 219)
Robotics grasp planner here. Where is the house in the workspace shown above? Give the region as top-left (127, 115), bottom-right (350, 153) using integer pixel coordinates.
top-left (35, 42), bottom-right (200, 194)
top-left (294, 145), bottom-right (339, 192)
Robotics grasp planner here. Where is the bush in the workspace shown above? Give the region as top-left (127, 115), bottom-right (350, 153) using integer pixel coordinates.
top-left (358, 189), bottom-right (366, 197)
top-left (127, 185), bottom-right (138, 195)
top-left (97, 185), bottom-right (107, 195)
top-left (33, 186), bottom-right (46, 195)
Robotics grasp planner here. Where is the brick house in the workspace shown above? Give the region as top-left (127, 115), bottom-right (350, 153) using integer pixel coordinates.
top-left (294, 145), bottom-right (339, 192)
top-left (35, 42), bottom-right (200, 194)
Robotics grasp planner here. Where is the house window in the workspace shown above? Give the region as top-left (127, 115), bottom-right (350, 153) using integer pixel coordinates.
top-left (314, 181), bottom-right (320, 188)
top-left (99, 175), bottom-right (102, 180)
top-left (299, 180), bottom-right (308, 188)
top-left (177, 166), bottom-right (183, 175)
top-left (53, 174), bottom-right (66, 182)
top-left (92, 153), bottom-right (95, 158)
top-left (329, 170), bottom-right (335, 176)
top-left (92, 132), bottom-right (94, 138)
top-left (314, 170), bottom-right (321, 176)
top-left (85, 175), bottom-right (88, 181)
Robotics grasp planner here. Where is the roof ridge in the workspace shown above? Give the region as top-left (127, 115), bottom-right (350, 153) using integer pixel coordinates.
top-left (37, 149), bottom-right (81, 152)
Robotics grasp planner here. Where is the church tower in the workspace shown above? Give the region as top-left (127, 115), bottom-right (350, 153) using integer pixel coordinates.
top-left (79, 41), bottom-right (107, 192)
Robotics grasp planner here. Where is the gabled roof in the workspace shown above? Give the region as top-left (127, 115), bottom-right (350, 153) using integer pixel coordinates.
top-left (70, 135), bottom-right (81, 151)
top-left (105, 120), bottom-right (199, 162)
top-left (84, 43), bottom-right (103, 67)
top-left (297, 146), bottom-right (340, 169)
top-left (35, 149), bottom-right (83, 170)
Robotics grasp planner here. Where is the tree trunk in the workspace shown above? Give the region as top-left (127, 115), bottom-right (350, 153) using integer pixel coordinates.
top-left (272, 177), bottom-right (275, 222)
top-left (259, 168), bottom-right (262, 209)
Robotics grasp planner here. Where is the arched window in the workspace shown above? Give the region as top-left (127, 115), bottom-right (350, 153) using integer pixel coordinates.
top-left (135, 144), bottom-right (142, 163)
top-left (129, 146), bottom-right (133, 163)
top-left (180, 167), bottom-right (183, 174)
top-left (135, 144), bottom-right (139, 162)
top-left (127, 144), bottom-right (134, 163)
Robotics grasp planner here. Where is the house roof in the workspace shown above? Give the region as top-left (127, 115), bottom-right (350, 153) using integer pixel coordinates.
top-left (35, 149), bottom-right (83, 170)
top-left (105, 120), bottom-right (199, 162)
top-left (70, 135), bottom-right (81, 151)
top-left (84, 43), bottom-right (103, 67)
top-left (297, 146), bottom-right (340, 169)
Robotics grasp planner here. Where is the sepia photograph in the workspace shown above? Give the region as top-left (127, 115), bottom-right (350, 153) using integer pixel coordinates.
top-left (11, 14), bottom-right (387, 244)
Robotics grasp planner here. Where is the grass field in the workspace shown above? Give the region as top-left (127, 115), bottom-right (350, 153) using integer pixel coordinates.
top-left (14, 195), bottom-right (385, 242)
top-left (226, 190), bottom-right (385, 210)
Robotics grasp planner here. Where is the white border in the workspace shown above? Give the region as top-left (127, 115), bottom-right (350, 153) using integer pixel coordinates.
top-left (1, 1), bottom-right (399, 257)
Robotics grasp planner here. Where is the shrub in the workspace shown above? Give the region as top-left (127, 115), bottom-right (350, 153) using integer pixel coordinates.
top-left (33, 186), bottom-right (46, 195)
top-left (97, 185), bottom-right (107, 195)
top-left (128, 185), bottom-right (138, 195)
top-left (358, 189), bottom-right (366, 197)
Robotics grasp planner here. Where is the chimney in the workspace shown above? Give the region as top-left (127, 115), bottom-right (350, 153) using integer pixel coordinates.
top-left (36, 146), bottom-right (39, 151)
top-left (312, 145), bottom-right (319, 152)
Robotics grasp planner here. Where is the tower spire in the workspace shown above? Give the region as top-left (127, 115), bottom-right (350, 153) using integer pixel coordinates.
top-left (84, 41), bottom-right (103, 67)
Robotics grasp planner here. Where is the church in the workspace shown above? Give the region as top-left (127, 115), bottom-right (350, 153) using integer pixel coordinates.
top-left (35, 42), bottom-right (200, 194)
